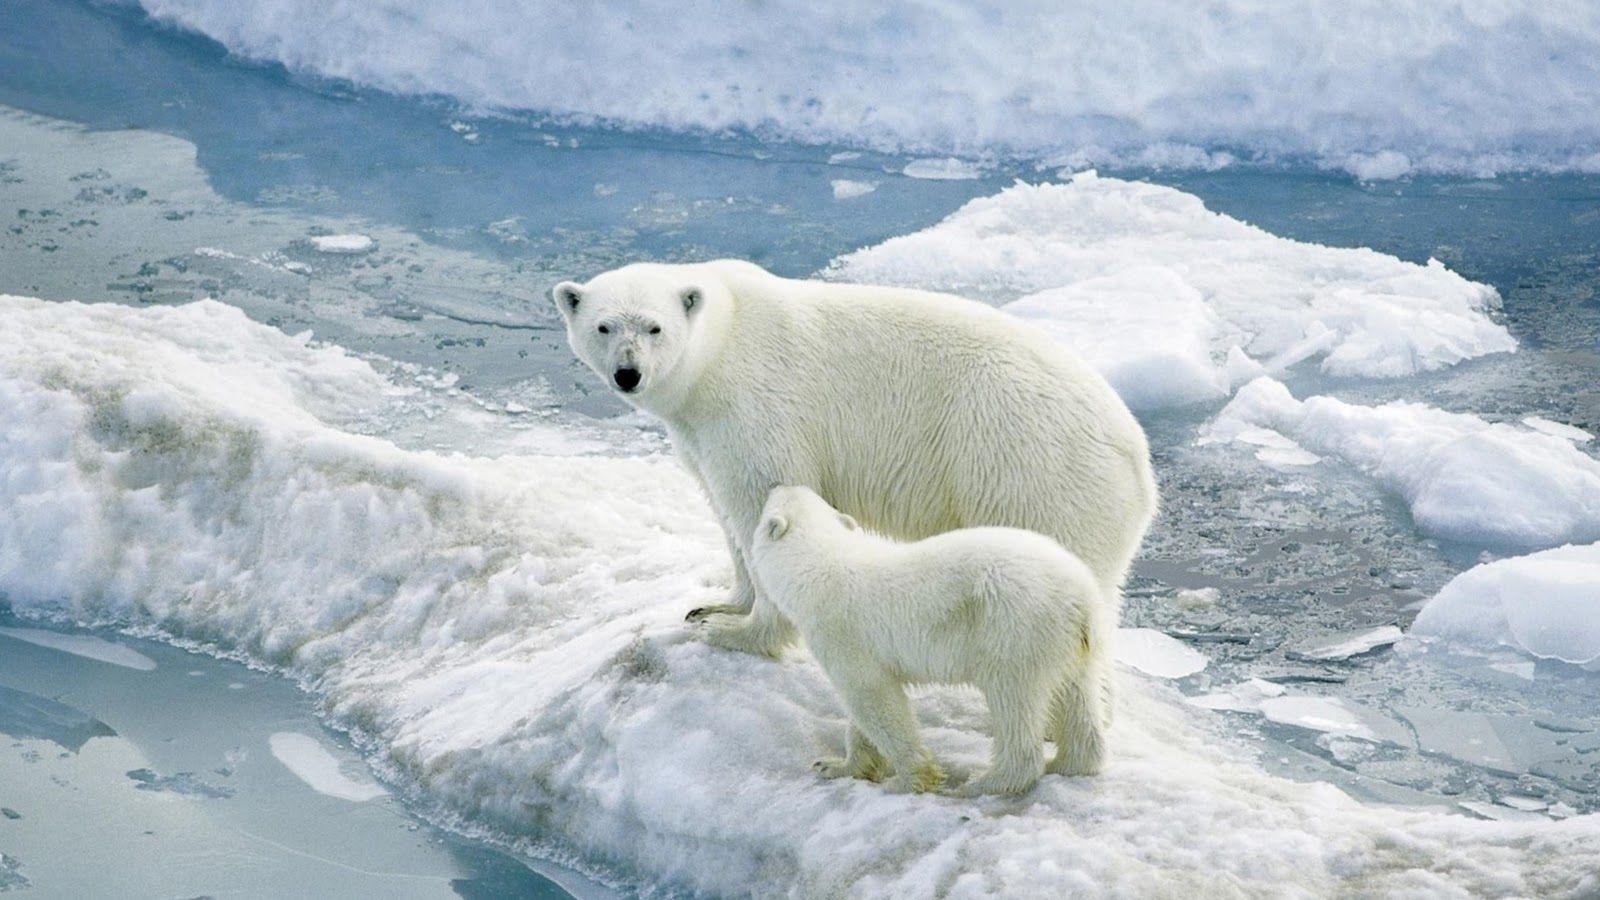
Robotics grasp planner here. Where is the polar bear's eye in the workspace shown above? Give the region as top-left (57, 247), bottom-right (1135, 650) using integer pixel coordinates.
top-left (597, 324), bottom-right (610, 335)
top-left (649, 325), bottom-right (662, 335)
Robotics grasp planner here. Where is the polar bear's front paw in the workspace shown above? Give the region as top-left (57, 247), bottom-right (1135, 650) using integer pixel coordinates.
top-left (698, 614), bottom-right (786, 659)
top-left (812, 757), bottom-right (853, 779)
top-left (684, 603), bottom-right (745, 623)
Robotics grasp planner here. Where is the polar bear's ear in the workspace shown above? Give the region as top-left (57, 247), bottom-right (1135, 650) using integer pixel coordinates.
top-left (680, 286), bottom-right (702, 314)
top-left (763, 514), bottom-right (789, 541)
top-left (552, 281), bottom-right (583, 316)
top-left (836, 512), bottom-right (859, 531)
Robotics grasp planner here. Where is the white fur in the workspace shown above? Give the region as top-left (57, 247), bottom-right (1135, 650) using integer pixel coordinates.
top-left (552, 260), bottom-right (1157, 660)
top-left (751, 486), bottom-right (1109, 795)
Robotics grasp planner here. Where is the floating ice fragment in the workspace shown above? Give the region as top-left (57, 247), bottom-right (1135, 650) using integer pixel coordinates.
top-left (1522, 417), bottom-right (1592, 444)
top-left (1411, 542), bottom-right (1600, 667)
top-left (1289, 626), bottom-right (1403, 661)
top-left (1114, 628), bottom-right (1208, 678)
top-left (901, 157), bottom-right (983, 180)
top-left (830, 179), bottom-right (877, 199)
top-left (269, 732), bottom-right (386, 802)
top-left (0, 627), bottom-right (156, 671)
top-left (1207, 379), bottom-right (1600, 549)
top-left (1259, 696), bottom-right (1375, 739)
top-left (309, 234), bottom-right (375, 254)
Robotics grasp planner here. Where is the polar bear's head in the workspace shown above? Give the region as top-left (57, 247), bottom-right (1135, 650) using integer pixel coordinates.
top-left (756, 485), bottom-right (860, 548)
top-left (551, 263), bottom-right (728, 412)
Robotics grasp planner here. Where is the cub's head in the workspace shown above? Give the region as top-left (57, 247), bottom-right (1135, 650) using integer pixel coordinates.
top-left (755, 485), bottom-right (859, 551)
top-left (551, 264), bottom-right (722, 410)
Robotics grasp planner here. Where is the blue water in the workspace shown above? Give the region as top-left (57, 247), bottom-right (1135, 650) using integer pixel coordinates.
top-left (1, 0), bottom-right (1598, 894)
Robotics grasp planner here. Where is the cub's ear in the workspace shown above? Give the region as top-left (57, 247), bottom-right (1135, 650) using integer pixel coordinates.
top-left (680, 286), bottom-right (702, 314)
top-left (552, 281), bottom-right (583, 316)
top-left (836, 512), bottom-right (859, 531)
top-left (763, 514), bottom-right (790, 541)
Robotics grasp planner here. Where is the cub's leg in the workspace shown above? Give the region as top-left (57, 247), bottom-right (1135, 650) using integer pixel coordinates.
top-left (958, 680), bottom-right (1049, 796)
top-left (813, 725), bottom-right (889, 782)
top-left (1046, 658), bottom-right (1108, 777)
top-left (826, 669), bottom-right (943, 794)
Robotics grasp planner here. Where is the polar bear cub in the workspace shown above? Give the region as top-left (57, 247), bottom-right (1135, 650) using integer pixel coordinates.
top-left (750, 485), bottom-right (1110, 796)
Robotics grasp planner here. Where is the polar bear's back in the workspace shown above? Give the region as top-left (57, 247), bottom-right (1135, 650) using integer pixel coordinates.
top-left (707, 266), bottom-right (1156, 597)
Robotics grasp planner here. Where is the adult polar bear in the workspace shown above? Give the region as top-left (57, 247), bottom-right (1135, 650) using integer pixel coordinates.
top-left (553, 260), bottom-right (1156, 666)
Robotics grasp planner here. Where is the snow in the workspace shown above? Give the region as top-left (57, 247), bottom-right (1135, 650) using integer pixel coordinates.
top-left (0, 626), bottom-right (157, 671)
top-left (130, 1), bottom-right (1600, 177)
top-left (1114, 628), bottom-right (1207, 679)
top-left (309, 233), bottom-right (375, 254)
top-left (268, 732), bottom-right (387, 802)
top-left (1411, 542), bottom-right (1600, 669)
top-left (830, 179), bottom-right (877, 200)
top-left (1207, 378), bottom-right (1600, 549)
top-left (829, 176), bottom-right (1513, 409)
top-left (2, 295), bottom-right (1598, 895)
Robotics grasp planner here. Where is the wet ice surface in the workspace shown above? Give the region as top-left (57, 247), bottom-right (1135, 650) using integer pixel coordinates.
top-left (0, 614), bottom-right (599, 898)
top-left (0, 0), bottom-right (1598, 891)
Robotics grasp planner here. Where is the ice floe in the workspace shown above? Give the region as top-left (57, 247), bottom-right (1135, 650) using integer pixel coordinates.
top-left (1, 296), bottom-right (1597, 895)
top-left (830, 175), bottom-right (1513, 409)
top-left (1411, 542), bottom-right (1600, 669)
top-left (1208, 377), bottom-right (1600, 549)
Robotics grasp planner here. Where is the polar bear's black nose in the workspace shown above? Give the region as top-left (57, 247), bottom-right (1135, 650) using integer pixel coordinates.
top-left (614, 367), bottom-right (642, 393)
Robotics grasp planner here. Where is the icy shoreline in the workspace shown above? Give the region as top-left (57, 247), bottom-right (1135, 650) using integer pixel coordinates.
top-left (3, 295), bottom-right (1597, 895)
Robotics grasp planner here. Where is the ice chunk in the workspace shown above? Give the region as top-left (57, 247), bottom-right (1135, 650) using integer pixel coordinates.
top-left (1522, 417), bottom-right (1593, 444)
top-left (830, 177), bottom-right (1511, 409)
top-left (1207, 378), bottom-right (1600, 550)
top-left (1188, 677), bottom-right (1285, 712)
top-left (0, 626), bottom-right (157, 671)
top-left (829, 179), bottom-right (876, 199)
top-left (1460, 801), bottom-right (1549, 823)
top-left (1410, 543), bottom-right (1600, 668)
top-left (901, 158), bottom-right (982, 180)
top-left (2, 296), bottom-right (1598, 895)
top-left (1114, 628), bottom-right (1208, 678)
top-left (1289, 626), bottom-right (1403, 662)
top-left (269, 732), bottom-right (386, 802)
top-left (130, 1), bottom-right (1600, 177)
top-left (309, 234), bottom-right (375, 254)
top-left (1260, 696), bottom-right (1375, 739)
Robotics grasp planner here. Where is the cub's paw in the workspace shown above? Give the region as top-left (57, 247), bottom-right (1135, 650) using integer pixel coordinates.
top-left (881, 759), bottom-right (945, 794)
top-left (951, 769), bottom-right (1038, 798)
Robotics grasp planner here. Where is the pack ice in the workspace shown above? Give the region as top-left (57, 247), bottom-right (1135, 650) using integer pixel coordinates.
top-left (3, 294), bottom-right (1597, 895)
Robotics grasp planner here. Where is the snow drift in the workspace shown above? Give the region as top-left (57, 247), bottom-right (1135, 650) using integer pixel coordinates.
top-left (830, 175), bottom-right (1512, 409)
top-left (1412, 543), bottom-right (1600, 670)
top-left (127, 0), bottom-right (1600, 177)
top-left (1207, 377), bottom-right (1600, 550)
top-left (3, 295), bottom-right (1598, 895)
